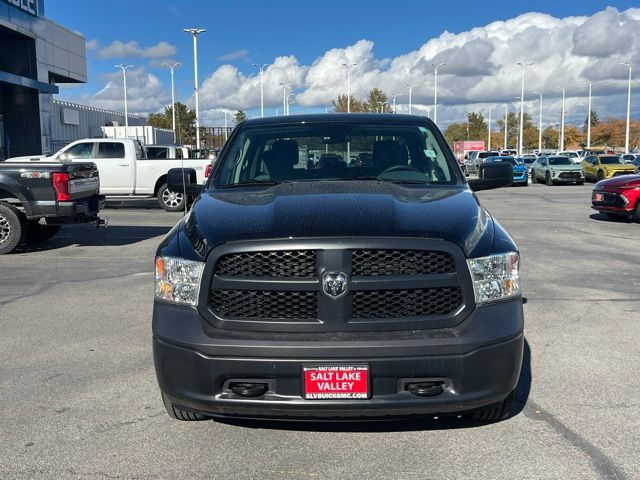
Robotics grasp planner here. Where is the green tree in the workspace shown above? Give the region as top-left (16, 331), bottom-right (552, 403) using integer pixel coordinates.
top-left (234, 110), bottom-right (247, 125)
top-left (467, 112), bottom-right (487, 140)
top-left (584, 109), bottom-right (600, 127)
top-left (444, 122), bottom-right (470, 145)
top-left (148, 102), bottom-right (196, 145)
top-left (364, 88), bottom-right (388, 112)
top-left (496, 111), bottom-right (533, 148)
top-left (332, 94), bottom-right (365, 112)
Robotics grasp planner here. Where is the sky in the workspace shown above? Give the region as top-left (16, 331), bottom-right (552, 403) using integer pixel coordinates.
top-left (49, 1), bottom-right (640, 128)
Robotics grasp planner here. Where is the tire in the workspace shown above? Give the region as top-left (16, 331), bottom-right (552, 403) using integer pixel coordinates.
top-left (157, 184), bottom-right (186, 212)
top-left (634, 202), bottom-right (640, 223)
top-left (530, 171), bottom-right (536, 183)
top-left (545, 172), bottom-right (553, 186)
top-left (597, 171), bottom-right (604, 181)
top-left (468, 390), bottom-right (515, 422)
top-left (0, 203), bottom-right (25, 255)
top-left (25, 221), bottom-right (61, 242)
top-left (576, 180), bottom-right (584, 186)
top-left (162, 392), bottom-right (208, 421)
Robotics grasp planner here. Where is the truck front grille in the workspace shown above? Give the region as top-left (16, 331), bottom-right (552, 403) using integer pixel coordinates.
top-left (352, 287), bottom-right (462, 318)
top-left (206, 240), bottom-right (471, 332)
top-left (352, 249), bottom-right (455, 276)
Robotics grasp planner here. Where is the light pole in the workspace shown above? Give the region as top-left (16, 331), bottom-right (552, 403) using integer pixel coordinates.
top-left (558, 85), bottom-right (566, 151)
top-left (376, 100), bottom-right (386, 113)
top-left (342, 62), bottom-right (357, 113)
top-left (517, 62), bottom-right (534, 155)
top-left (183, 28), bottom-right (206, 149)
top-left (391, 93), bottom-right (403, 113)
top-left (503, 104), bottom-right (508, 150)
top-left (286, 93), bottom-right (295, 115)
top-left (582, 80), bottom-right (592, 149)
top-left (115, 64), bottom-right (133, 130)
top-left (621, 62), bottom-right (632, 154)
top-left (279, 82), bottom-right (292, 116)
top-left (431, 62), bottom-right (445, 124)
top-left (253, 63), bottom-right (269, 118)
top-left (533, 91), bottom-right (543, 153)
top-left (161, 62), bottom-right (180, 144)
top-left (406, 84), bottom-right (418, 114)
top-left (487, 107), bottom-right (492, 151)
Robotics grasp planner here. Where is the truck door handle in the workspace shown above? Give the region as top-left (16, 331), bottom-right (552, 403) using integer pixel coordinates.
top-left (118, 163), bottom-right (130, 167)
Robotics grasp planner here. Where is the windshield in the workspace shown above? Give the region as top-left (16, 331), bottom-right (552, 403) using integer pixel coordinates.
top-left (215, 122), bottom-right (461, 187)
top-left (549, 157), bottom-right (572, 166)
top-left (600, 156), bottom-right (625, 165)
top-left (523, 157), bottom-right (535, 164)
top-left (478, 151), bottom-right (499, 159)
top-left (489, 156), bottom-right (521, 166)
top-left (561, 152), bottom-right (578, 158)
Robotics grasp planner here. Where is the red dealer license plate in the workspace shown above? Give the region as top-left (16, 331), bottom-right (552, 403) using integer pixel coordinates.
top-left (303, 365), bottom-right (369, 399)
top-left (594, 193), bottom-right (604, 202)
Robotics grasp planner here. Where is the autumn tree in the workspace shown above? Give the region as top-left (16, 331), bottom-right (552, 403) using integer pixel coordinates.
top-left (148, 102), bottom-right (196, 145)
top-left (332, 94), bottom-right (365, 112)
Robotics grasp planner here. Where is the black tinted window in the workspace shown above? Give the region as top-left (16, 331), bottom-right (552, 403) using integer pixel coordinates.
top-left (97, 142), bottom-right (125, 159)
top-left (146, 147), bottom-right (169, 159)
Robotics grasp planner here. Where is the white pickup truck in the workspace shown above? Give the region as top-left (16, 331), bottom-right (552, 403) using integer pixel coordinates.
top-left (7, 139), bottom-right (209, 211)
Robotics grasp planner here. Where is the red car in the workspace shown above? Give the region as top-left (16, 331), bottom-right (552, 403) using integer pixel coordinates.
top-left (591, 174), bottom-right (640, 221)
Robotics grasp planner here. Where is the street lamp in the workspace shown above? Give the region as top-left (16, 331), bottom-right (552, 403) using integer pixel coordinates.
top-left (286, 92), bottom-right (295, 115)
top-left (503, 104), bottom-right (508, 150)
top-left (582, 80), bottom-right (592, 149)
top-left (406, 84), bottom-right (419, 114)
top-left (115, 64), bottom-right (133, 130)
top-left (253, 63), bottom-right (269, 118)
top-left (533, 91), bottom-right (543, 153)
top-left (431, 62), bottom-right (445, 124)
top-left (517, 62), bottom-right (534, 155)
top-left (621, 62), bottom-right (632, 154)
top-left (557, 85), bottom-right (566, 151)
top-left (279, 82), bottom-right (292, 115)
top-left (487, 107), bottom-right (492, 151)
top-left (376, 100), bottom-right (386, 113)
top-left (161, 63), bottom-right (180, 144)
top-left (391, 93), bottom-right (403, 114)
top-left (342, 63), bottom-right (357, 113)
top-left (183, 28), bottom-right (206, 150)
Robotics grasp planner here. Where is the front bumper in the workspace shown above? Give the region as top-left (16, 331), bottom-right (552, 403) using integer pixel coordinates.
top-left (153, 299), bottom-right (524, 419)
top-left (551, 171), bottom-right (583, 183)
top-left (591, 189), bottom-right (634, 214)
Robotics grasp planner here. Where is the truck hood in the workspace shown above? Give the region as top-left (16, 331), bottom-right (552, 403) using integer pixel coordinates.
top-left (179, 181), bottom-right (497, 259)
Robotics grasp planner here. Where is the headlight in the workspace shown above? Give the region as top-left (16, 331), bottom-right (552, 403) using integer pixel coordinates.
top-left (467, 252), bottom-right (520, 304)
top-left (155, 256), bottom-right (204, 305)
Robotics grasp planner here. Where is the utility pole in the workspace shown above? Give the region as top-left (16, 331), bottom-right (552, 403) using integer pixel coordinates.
top-left (183, 28), bottom-right (206, 149)
top-left (115, 64), bottom-right (133, 130)
top-left (559, 85), bottom-right (566, 152)
top-left (161, 63), bottom-right (180, 144)
top-left (391, 93), bottom-right (403, 113)
top-left (279, 82), bottom-right (292, 116)
top-left (487, 107), bottom-right (492, 151)
top-left (503, 105), bottom-right (508, 150)
top-left (342, 63), bottom-right (357, 113)
top-left (517, 62), bottom-right (534, 155)
top-left (253, 63), bottom-right (269, 117)
top-left (583, 80), bottom-right (592, 149)
top-left (406, 84), bottom-right (418, 114)
top-left (621, 62), bottom-right (632, 154)
top-left (431, 62), bottom-right (445, 124)
top-left (533, 91), bottom-right (543, 153)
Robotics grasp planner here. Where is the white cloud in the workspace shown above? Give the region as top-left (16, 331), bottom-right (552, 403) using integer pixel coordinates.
top-left (193, 7), bottom-right (640, 126)
top-left (219, 49), bottom-right (250, 62)
top-left (95, 40), bottom-right (177, 59)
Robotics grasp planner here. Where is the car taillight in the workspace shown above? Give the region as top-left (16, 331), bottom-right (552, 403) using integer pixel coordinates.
top-left (204, 164), bottom-right (213, 178)
top-left (52, 172), bottom-right (70, 201)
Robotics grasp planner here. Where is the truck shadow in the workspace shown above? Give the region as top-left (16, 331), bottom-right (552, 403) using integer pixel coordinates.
top-left (589, 213), bottom-right (635, 223)
top-left (12, 225), bottom-right (172, 253)
top-left (216, 339), bottom-right (532, 432)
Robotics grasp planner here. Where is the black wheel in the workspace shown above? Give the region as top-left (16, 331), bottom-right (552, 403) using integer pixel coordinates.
top-left (634, 202), bottom-right (640, 223)
top-left (530, 171), bottom-right (536, 183)
top-left (157, 184), bottom-right (186, 212)
top-left (0, 203), bottom-right (25, 255)
top-left (162, 392), bottom-right (208, 421)
top-left (468, 390), bottom-right (515, 422)
top-left (576, 180), bottom-right (584, 186)
top-left (597, 171), bottom-right (604, 181)
top-left (545, 172), bottom-right (553, 186)
top-left (25, 221), bottom-right (61, 242)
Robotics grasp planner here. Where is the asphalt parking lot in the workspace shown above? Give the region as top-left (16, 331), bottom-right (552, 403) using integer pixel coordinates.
top-left (1, 183), bottom-right (638, 480)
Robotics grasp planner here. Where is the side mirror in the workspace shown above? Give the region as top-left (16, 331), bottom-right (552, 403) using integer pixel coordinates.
top-left (468, 162), bottom-right (513, 192)
top-left (167, 167), bottom-right (203, 196)
top-left (57, 153), bottom-right (70, 162)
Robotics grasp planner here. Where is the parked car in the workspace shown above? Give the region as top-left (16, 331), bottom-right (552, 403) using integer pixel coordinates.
top-left (483, 156), bottom-right (527, 186)
top-left (7, 139), bottom-right (209, 212)
top-left (146, 145), bottom-right (191, 159)
top-left (153, 113), bottom-right (523, 422)
top-left (0, 159), bottom-right (104, 254)
top-left (632, 155), bottom-right (640, 169)
top-left (500, 149), bottom-right (518, 157)
top-left (517, 154), bottom-right (537, 174)
top-left (466, 150), bottom-right (500, 174)
top-left (591, 174), bottom-right (640, 221)
top-left (581, 154), bottom-right (637, 182)
top-left (530, 156), bottom-right (584, 185)
top-left (556, 150), bottom-right (583, 164)
top-left (619, 154), bottom-right (637, 164)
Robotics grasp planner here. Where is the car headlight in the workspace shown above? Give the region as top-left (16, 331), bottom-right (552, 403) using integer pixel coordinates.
top-left (467, 252), bottom-right (520, 304)
top-left (155, 256), bottom-right (204, 305)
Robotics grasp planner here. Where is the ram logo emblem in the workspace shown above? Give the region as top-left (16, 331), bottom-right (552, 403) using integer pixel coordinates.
top-left (321, 272), bottom-right (348, 299)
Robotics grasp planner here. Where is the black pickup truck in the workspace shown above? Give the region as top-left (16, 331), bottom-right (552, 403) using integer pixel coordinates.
top-left (0, 161), bottom-right (104, 254)
top-left (153, 114), bottom-right (523, 422)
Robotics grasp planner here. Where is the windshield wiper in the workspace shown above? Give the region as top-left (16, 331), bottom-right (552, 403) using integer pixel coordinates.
top-left (221, 179), bottom-right (282, 188)
top-left (331, 176), bottom-right (435, 185)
